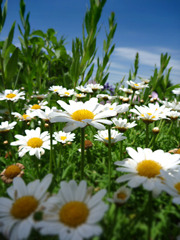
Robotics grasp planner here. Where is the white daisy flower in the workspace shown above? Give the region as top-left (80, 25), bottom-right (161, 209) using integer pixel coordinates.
top-left (0, 121), bottom-right (17, 133)
top-left (119, 87), bottom-right (133, 94)
top-left (32, 106), bottom-right (60, 122)
top-left (160, 99), bottom-right (180, 111)
top-left (10, 127), bottom-right (55, 159)
top-left (172, 88), bottom-right (180, 95)
top-left (58, 88), bottom-right (75, 97)
top-left (96, 94), bottom-right (117, 101)
top-left (53, 131), bottom-right (75, 143)
top-left (12, 110), bottom-right (35, 121)
top-left (130, 105), bottom-right (162, 123)
top-left (166, 111), bottom-right (180, 120)
top-left (112, 117), bottom-right (137, 132)
top-left (0, 174), bottom-right (52, 240)
top-left (139, 78), bottom-right (150, 84)
top-left (76, 85), bottom-right (93, 93)
top-left (28, 100), bottom-right (48, 111)
top-left (0, 89), bottom-right (25, 102)
top-left (108, 186), bottom-right (132, 205)
top-left (74, 93), bottom-right (87, 99)
top-left (86, 83), bottom-right (104, 91)
top-left (103, 102), bottom-right (130, 115)
top-left (160, 170), bottom-right (180, 204)
top-left (36, 180), bottom-right (108, 240)
top-left (49, 85), bottom-right (64, 93)
top-left (94, 129), bottom-right (127, 144)
top-left (50, 98), bottom-right (115, 132)
top-left (115, 147), bottom-right (180, 194)
top-left (127, 80), bottom-right (149, 90)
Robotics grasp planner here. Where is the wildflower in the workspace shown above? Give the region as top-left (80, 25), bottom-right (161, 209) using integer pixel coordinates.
top-left (103, 102), bottom-right (130, 115)
top-left (108, 186), bottom-right (131, 205)
top-left (160, 99), bottom-right (180, 111)
top-left (53, 131), bottom-right (75, 144)
top-left (127, 80), bottom-right (149, 90)
top-left (0, 121), bottom-right (17, 133)
top-left (152, 127), bottom-right (160, 134)
top-left (51, 98), bottom-right (115, 132)
top-left (86, 83), bottom-right (104, 91)
top-left (28, 101), bottom-right (48, 111)
top-left (74, 93), bottom-right (87, 99)
top-left (49, 85), bottom-right (64, 93)
top-left (94, 129), bottom-right (126, 145)
top-left (139, 78), bottom-right (150, 84)
top-left (160, 170), bottom-right (180, 204)
top-left (10, 127), bottom-right (55, 159)
top-left (112, 118), bottom-right (137, 132)
top-left (76, 85), bottom-right (93, 93)
top-left (37, 180), bottom-right (108, 240)
top-left (0, 174), bottom-right (52, 240)
top-left (115, 147), bottom-right (180, 194)
top-left (96, 94), bottom-right (117, 101)
top-left (168, 148), bottom-right (180, 154)
top-left (172, 88), bottom-right (180, 95)
top-left (166, 111), bottom-right (180, 120)
top-left (0, 89), bottom-right (25, 102)
top-left (12, 110), bottom-right (35, 121)
top-left (119, 87), bottom-right (133, 95)
top-left (0, 163), bottom-right (25, 184)
top-left (58, 88), bottom-right (75, 97)
top-left (32, 106), bottom-right (60, 122)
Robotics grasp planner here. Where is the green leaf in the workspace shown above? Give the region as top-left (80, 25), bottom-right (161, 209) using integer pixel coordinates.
top-left (2, 21), bottom-right (16, 58)
top-left (5, 48), bottom-right (19, 87)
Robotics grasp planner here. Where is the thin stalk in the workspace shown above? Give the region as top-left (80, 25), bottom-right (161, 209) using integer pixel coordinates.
top-left (49, 123), bottom-right (54, 173)
top-left (119, 140), bottom-right (123, 161)
top-left (7, 101), bottom-right (13, 121)
top-left (145, 122), bottom-right (149, 148)
top-left (147, 191), bottom-right (153, 240)
top-left (167, 120), bottom-right (173, 135)
top-left (129, 90), bottom-right (135, 109)
top-left (80, 127), bottom-right (85, 180)
top-left (108, 125), bottom-right (112, 195)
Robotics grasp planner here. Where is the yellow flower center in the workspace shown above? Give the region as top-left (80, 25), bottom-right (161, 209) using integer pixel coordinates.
top-left (76, 94), bottom-right (82, 97)
top-left (117, 192), bottom-right (127, 200)
top-left (104, 137), bottom-right (114, 140)
top-left (4, 165), bottom-right (21, 178)
top-left (60, 136), bottom-right (67, 141)
top-left (31, 104), bottom-right (41, 109)
top-left (64, 92), bottom-right (70, 95)
top-left (175, 149), bottom-right (180, 154)
top-left (134, 84), bottom-right (139, 86)
top-left (22, 114), bottom-right (30, 120)
top-left (174, 182), bottom-right (180, 194)
top-left (71, 109), bottom-right (95, 122)
top-left (59, 201), bottom-right (89, 228)
top-left (11, 196), bottom-right (38, 219)
top-left (27, 137), bottom-right (43, 148)
top-left (54, 89), bottom-right (58, 92)
top-left (109, 107), bottom-right (114, 110)
top-left (141, 113), bottom-right (155, 119)
top-left (6, 93), bottom-right (17, 99)
top-left (136, 160), bottom-right (162, 178)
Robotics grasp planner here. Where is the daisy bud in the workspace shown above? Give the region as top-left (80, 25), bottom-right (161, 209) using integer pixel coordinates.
top-left (152, 127), bottom-right (160, 134)
top-left (3, 140), bottom-right (8, 144)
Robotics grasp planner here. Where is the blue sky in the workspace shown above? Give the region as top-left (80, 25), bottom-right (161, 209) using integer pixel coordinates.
top-left (1, 0), bottom-right (180, 86)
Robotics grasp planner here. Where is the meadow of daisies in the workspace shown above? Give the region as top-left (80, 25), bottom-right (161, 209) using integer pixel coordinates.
top-left (0, 0), bottom-right (180, 240)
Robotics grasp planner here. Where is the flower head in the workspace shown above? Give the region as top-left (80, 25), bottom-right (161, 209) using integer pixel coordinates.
top-left (53, 131), bottom-right (75, 144)
top-left (127, 80), bottom-right (149, 90)
top-left (37, 180), bottom-right (108, 240)
top-left (0, 163), bottom-right (25, 184)
top-left (51, 98), bottom-right (115, 132)
top-left (49, 85), bottom-right (64, 93)
top-left (0, 174), bottom-right (52, 240)
top-left (58, 88), bottom-right (75, 97)
top-left (0, 121), bottom-right (17, 133)
top-left (76, 85), bottom-right (93, 93)
top-left (108, 186), bottom-right (132, 205)
top-left (94, 129), bottom-right (126, 144)
top-left (112, 117), bottom-right (137, 132)
top-left (11, 127), bottom-right (55, 159)
top-left (86, 83), bottom-right (104, 91)
top-left (0, 89), bottom-right (25, 102)
top-left (115, 147), bottom-right (180, 194)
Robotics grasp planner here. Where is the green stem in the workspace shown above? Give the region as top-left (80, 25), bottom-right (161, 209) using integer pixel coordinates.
top-left (119, 140), bottom-right (123, 161)
top-left (129, 90), bottom-right (135, 109)
top-left (167, 121), bottom-right (173, 135)
top-left (145, 122), bottom-right (149, 148)
top-left (80, 127), bottom-right (85, 180)
top-left (49, 123), bottom-right (54, 173)
top-left (108, 125), bottom-right (112, 195)
top-left (7, 101), bottom-right (13, 121)
top-left (147, 191), bottom-right (153, 240)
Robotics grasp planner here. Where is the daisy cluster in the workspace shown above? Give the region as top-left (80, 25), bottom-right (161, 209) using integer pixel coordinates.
top-left (0, 80), bottom-right (180, 240)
